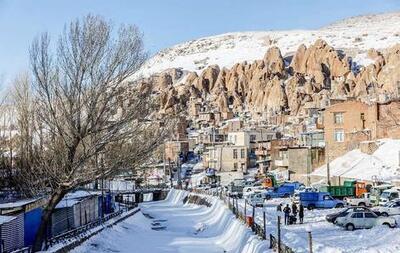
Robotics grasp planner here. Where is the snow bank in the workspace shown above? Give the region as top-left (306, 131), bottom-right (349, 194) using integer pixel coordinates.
top-left (312, 139), bottom-right (400, 182)
top-left (73, 189), bottom-right (268, 253)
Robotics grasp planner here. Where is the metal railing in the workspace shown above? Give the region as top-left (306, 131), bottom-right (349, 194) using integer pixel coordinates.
top-left (190, 188), bottom-right (295, 252)
top-left (46, 203), bottom-right (138, 248)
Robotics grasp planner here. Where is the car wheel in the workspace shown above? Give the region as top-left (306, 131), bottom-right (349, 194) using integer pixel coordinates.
top-left (346, 223), bottom-right (355, 231)
top-left (383, 222), bottom-right (393, 228)
top-left (307, 204), bottom-right (315, 210)
top-left (358, 202), bottom-right (366, 207)
top-left (381, 212), bottom-right (389, 217)
top-left (335, 203), bottom-right (344, 208)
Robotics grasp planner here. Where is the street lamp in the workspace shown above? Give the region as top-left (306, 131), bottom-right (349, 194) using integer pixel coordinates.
top-left (305, 224), bottom-right (313, 253)
top-left (276, 210), bottom-right (283, 253)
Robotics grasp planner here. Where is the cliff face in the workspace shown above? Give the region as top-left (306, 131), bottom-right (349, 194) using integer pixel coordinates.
top-left (137, 40), bottom-right (400, 117)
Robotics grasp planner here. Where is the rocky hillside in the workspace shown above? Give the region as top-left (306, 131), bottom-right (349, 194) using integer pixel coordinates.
top-left (131, 12), bottom-right (400, 118)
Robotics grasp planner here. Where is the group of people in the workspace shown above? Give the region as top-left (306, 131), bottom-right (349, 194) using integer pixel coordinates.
top-left (277, 202), bottom-right (304, 225)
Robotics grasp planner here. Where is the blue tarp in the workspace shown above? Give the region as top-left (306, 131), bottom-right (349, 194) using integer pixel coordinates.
top-left (24, 207), bottom-right (42, 246)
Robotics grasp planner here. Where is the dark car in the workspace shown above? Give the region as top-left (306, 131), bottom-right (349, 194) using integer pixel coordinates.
top-left (326, 207), bottom-right (381, 223)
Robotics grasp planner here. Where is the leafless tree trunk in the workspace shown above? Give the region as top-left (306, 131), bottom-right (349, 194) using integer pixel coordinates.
top-left (18, 15), bottom-right (170, 251)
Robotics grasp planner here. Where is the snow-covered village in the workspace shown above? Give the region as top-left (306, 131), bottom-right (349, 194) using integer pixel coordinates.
top-left (2, 1), bottom-right (400, 253)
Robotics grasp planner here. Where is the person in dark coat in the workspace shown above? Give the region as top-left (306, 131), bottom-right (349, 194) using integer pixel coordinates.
top-left (276, 203), bottom-right (282, 212)
top-left (298, 204), bottom-right (304, 224)
top-left (292, 202), bottom-right (298, 216)
top-left (283, 204), bottom-right (291, 225)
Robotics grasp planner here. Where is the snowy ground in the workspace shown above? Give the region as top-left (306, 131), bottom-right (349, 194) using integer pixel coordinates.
top-left (238, 197), bottom-right (400, 253)
top-left (72, 190), bottom-right (268, 253)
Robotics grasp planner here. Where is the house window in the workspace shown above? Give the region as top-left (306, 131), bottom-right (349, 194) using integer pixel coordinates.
top-left (233, 149), bottom-right (238, 159)
top-left (334, 129), bottom-right (345, 142)
top-left (250, 135), bottom-right (256, 142)
top-left (334, 112), bottom-right (344, 124)
top-left (241, 149), bottom-right (245, 158)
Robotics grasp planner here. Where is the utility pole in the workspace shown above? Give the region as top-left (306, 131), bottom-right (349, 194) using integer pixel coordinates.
top-left (326, 142), bottom-right (331, 186)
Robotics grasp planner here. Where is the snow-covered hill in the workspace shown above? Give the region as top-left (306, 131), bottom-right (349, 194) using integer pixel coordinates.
top-left (135, 12), bottom-right (400, 79)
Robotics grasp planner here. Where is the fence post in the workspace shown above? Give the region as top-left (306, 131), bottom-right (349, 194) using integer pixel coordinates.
top-left (244, 200), bottom-right (247, 218)
top-left (277, 214), bottom-right (281, 253)
top-left (235, 197), bottom-right (239, 218)
top-left (263, 210), bottom-right (266, 239)
top-left (252, 205), bottom-right (255, 232)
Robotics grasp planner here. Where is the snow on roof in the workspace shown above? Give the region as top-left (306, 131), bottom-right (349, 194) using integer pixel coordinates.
top-left (0, 215), bottom-right (15, 225)
top-left (0, 198), bottom-right (41, 209)
top-left (56, 190), bottom-right (101, 209)
top-left (312, 139), bottom-right (400, 182)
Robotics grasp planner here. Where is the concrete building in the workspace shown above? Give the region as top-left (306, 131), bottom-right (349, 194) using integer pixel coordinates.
top-left (164, 140), bottom-right (189, 162)
top-left (205, 145), bottom-right (248, 173)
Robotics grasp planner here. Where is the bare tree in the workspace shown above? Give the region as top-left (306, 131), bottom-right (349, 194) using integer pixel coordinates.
top-left (23, 15), bottom-right (169, 251)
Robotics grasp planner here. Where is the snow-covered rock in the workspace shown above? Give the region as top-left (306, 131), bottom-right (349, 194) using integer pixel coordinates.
top-left (133, 12), bottom-right (400, 79)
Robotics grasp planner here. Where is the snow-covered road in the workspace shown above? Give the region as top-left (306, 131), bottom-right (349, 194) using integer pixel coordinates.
top-left (72, 190), bottom-right (268, 253)
top-left (238, 198), bottom-right (400, 253)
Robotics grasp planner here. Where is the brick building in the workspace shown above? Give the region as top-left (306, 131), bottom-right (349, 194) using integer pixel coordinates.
top-left (324, 99), bottom-right (400, 161)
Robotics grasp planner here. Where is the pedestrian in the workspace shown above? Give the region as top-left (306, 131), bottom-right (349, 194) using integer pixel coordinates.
top-left (276, 203), bottom-right (282, 212)
top-left (292, 202), bottom-right (298, 216)
top-left (299, 203), bottom-right (304, 224)
top-left (283, 204), bottom-right (291, 225)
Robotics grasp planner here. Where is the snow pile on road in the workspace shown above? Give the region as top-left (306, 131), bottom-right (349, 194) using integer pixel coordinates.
top-left (72, 189), bottom-right (268, 253)
top-left (312, 139), bottom-right (400, 182)
top-left (133, 12), bottom-right (400, 79)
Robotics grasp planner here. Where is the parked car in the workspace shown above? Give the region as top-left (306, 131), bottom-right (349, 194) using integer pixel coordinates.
top-left (373, 199), bottom-right (400, 216)
top-left (247, 192), bottom-right (265, 207)
top-left (326, 206), bottom-right (381, 223)
top-left (335, 210), bottom-right (396, 230)
top-left (264, 183), bottom-right (299, 199)
top-left (243, 186), bottom-right (266, 198)
top-left (344, 193), bottom-right (372, 207)
top-left (300, 192), bottom-right (345, 210)
top-left (379, 188), bottom-right (400, 206)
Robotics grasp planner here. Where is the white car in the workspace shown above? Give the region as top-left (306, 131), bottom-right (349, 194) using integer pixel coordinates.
top-left (336, 210), bottom-right (396, 230)
top-left (243, 186), bottom-right (266, 198)
top-left (373, 199), bottom-right (400, 216)
top-left (246, 192), bottom-right (265, 207)
top-left (379, 188), bottom-right (400, 206)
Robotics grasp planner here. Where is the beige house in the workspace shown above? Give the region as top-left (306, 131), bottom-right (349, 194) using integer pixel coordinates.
top-left (205, 145), bottom-right (248, 173)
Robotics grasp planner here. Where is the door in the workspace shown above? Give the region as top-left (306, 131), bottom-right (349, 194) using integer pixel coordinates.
top-left (391, 201), bottom-right (400, 215)
top-left (364, 212), bottom-right (377, 228)
top-left (351, 212), bottom-right (365, 229)
top-left (322, 195), bottom-right (335, 208)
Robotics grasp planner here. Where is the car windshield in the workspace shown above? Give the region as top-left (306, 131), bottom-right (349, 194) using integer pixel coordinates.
top-left (381, 192), bottom-right (391, 198)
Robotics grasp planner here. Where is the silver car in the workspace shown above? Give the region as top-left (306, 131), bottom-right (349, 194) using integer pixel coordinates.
top-left (336, 210), bottom-right (396, 230)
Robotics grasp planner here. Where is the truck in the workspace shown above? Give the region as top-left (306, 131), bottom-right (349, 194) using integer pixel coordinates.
top-left (247, 192), bottom-right (266, 207)
top-left (344, 193), bottom-right (372, 207)
top-left (263, 183), bottom-right (296, 199)
top-left (379, 188), bottom-right (400, 206)
top-left (300, 192), bottom-right (345, 210)
top-left (319, 180), bottom-right (367, 199)
top-left (369, 184), bottom-right (393, 205)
